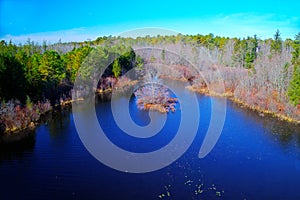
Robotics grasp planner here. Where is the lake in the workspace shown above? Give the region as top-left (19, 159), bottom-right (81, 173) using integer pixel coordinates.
top-left (1, 81), bottom-right (300, 199)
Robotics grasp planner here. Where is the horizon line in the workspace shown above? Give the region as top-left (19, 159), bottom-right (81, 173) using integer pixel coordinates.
top-left (1, 27), bottom-right (298, 45)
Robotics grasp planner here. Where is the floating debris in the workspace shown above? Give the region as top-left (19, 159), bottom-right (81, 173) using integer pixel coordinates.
top-left (159, 175), bottom-right (224, 198)
top-left (184, 179), bottom-right (193, 186)
top-left (158, 185), bottom-right (172, 198)
top-left (194, 183), bottom-right (204, 195)
top-left (167, 191), bottom-right (171, 197)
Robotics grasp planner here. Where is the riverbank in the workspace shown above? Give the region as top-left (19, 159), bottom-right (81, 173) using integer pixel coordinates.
top-left (141, 73), bottom-right (300, 122)
top-left (0, 100), bottom-right (52, 135)
top-left (186, 85), bottom-right (300, 124)
top-left (2, 75), bottom-right (298, 137)
top-left (0, 77), bottom-right (139, 136)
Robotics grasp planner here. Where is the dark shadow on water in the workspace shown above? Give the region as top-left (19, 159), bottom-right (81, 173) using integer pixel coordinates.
top-left (0, 83), bottom-right (300, 199)
top-left (96, 92), bottom-right (112, 103)
top-left (0, 106), bottom-right (73, 162)
top-left (229, 100), bottom-right (300, 149)
top-left (0, 130), bottom-right (36, 162)
top-left (45, 108), bottom-right (72, 138)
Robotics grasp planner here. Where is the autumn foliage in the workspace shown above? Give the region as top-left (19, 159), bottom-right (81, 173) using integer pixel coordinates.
top-left (134, 72), bottom-right (178, 113)
top-left (0, 99), bottom-right (51, 134)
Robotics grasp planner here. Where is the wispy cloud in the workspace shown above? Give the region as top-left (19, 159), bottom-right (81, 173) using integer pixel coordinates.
top-left (1, 13), bottom-right (299, 44)
top-left (0, 27), bottom-right (110, 44)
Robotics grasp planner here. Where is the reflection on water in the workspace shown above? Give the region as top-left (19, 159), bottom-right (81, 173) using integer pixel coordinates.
top-left (46, 109), bottom-right (71, 138)
top-left (0, 82), bottom-right (300, 199)
top-left (229, 101), bottom-right (300, 150)
top-left (0, 130), bottom-right (36, 162)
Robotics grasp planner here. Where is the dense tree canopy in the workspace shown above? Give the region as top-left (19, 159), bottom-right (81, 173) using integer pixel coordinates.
top-left (288, 33), bottom-right (300, 106)
top-left (0, 30), bottom-right (299, 114)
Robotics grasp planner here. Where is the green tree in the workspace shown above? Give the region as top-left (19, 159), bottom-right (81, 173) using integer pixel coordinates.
top-left (288, 33), bottom-right (300, 106)
top-left (25, 53), bottom-right (42, 98)
top-left (63, 46), bottom-right (92, 82)
top-left (288, 64), bottom-right (300, 106)
top-left (271, 29), bottom-right (282, 54)
top-left (40, 50), bottom-right (65, 83)
top-left (39, 50), bottom-right (65, 105)
top-left (232, 38), bottom-right (246, 67)
top-left (0, 41), bottom-right (26, 101)
top-left (112, 58), bottom-right (121, 77)
top-left (244, 36), bottom-right (258, 69)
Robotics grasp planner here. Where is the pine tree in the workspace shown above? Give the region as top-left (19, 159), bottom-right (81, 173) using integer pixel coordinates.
top-left (288, 33), bottom-right (300, 106)
top-left (271, 29), bottom-right (282, 54)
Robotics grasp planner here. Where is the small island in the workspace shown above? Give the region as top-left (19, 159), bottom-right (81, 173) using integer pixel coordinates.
top-left (134, 84), bottom-right (178, 113)
top-left (1, 31), bottom-right (300, 136)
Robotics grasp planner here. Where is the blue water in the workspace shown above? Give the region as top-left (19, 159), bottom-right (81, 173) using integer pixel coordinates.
top-left (1, 83), bottom-right (300, 199)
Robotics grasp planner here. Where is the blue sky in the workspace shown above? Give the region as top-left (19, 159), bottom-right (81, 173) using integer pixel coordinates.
top-left (1, 0), bottom-right (299, 43)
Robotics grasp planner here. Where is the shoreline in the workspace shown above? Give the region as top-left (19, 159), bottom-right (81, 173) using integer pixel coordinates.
top-left (138, 98), bottom-right (178, 113)
top-left (1, 98), bottom-right (83, 136)
top-left (1, 79), bottom-right (138, 136)
top-left (2, 77), bottom-right (299, 138)
top-left (229, 97), bottom-right (300, 124)
top-left (186, 85), bottom-right (300, 124)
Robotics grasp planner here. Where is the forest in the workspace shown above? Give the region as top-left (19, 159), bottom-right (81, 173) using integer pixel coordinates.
top-left (0, 30), bottom-right (300, 133)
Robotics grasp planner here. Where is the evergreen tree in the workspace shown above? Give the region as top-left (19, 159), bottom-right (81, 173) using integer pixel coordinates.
top-left (271, 29), bottom-right (282, 54)
top-left (288, 33), bottom-right (300, 106)
top-left (112, 58), bottom-right (121, 78)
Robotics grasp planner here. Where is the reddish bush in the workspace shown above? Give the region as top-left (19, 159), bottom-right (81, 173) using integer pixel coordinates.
top-left (134, 83), bottom-right (177, 113)
top-left (0, 99), bottom-right (51, 133)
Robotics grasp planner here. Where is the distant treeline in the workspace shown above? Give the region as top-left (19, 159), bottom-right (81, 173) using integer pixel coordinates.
top-left (0, 30), bottom-right (299, 109)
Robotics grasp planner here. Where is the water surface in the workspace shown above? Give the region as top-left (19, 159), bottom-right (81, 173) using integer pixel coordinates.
top-left (1, 82), bottom-right (300, 199)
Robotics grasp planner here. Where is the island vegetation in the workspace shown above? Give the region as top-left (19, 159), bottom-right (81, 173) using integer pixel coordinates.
top-left (134, 72), bottom-right (178, 113)
top-left (1, 30), bottom-right (300, 134)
